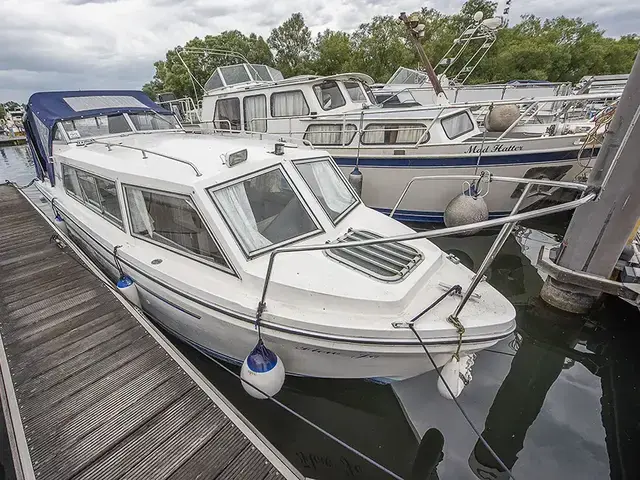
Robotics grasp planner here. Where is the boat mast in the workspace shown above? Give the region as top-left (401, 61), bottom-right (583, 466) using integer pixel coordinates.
top-left (399, 12), bottom-right (448, 103)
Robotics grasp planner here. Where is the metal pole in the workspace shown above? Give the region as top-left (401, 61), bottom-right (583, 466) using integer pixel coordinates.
top-left (540, 49), bottom-right (640, 313)
top-left (399, 12), bottom-right (446, 100)
top-left (449, 183), bottom-right (533, 321)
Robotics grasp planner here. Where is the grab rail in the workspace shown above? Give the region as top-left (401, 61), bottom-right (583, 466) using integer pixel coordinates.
top-left (255, 175), bottom-right (592, 329)
top-left (88, 140), bottom-right (202, 177)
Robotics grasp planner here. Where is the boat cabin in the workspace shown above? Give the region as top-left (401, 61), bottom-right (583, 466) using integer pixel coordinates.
top-left (200, 64), bottom-right (480, 149)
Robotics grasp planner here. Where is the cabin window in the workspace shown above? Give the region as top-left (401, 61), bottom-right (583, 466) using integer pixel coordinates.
top-left (344, 82), bottom-right (366, 102)
top-left (220, 65), bottom-right (251, 85)
top-left (205, 71), bottom-right (224, 91)
top-left (270, 91), bottom-right (310, 117)
top-left (214, 98), bottom-right (241, 131)
top-left (313, 81), bottom-right (346, 110)
top-left (53, 125), bottom-right (64, 142)
top-left (129, 112), bottom-right (180, 131)
top-left (76, 170), bottom-right (102, 209)
top-left (124, 186), bottom-right (230, 269)
top-left (95, 177), bottom-right (123, 224)
top-left (441, 112), bottom-right (474, 139)
top-left (244, 95), bottom-right (267, 132)
top-left (362, 124), bottom-right (430, 145)
top-left (209, 167), bottom-right (319, 256)
top-left (295, 158), bottom-right (358, 223)
top-left (60, 114), bottom-right (131, 139)
top-left (62, 164), bottom-right (82, 199)
top-left (303, 124), bottom-right (357, 146)
top-left (62, 165), bottom-right (124, 228)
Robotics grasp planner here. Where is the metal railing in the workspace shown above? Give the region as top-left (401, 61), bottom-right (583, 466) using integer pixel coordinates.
top-left (255, 174), bottom-right (592, 329)
top-left (88, 140), bottom-right (202, 177)
top-left (157, 97), bottom-right (201, 124)
top-left (223, 91), bottom-right (620, 153)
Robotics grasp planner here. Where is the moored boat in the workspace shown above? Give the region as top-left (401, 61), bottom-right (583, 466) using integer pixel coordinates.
top-left (24, 89), bottom-right (516, 382)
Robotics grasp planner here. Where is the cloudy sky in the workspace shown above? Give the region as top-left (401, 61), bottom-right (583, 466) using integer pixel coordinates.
top-left (1, 0), bottom-right (638, 103)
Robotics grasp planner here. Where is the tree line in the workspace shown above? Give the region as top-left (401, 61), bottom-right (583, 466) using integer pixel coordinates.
top-left (142, 0), bottom-right (639, 101)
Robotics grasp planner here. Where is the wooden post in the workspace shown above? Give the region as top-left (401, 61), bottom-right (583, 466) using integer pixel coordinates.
top-left (540, 49), bottom-right (640, 312)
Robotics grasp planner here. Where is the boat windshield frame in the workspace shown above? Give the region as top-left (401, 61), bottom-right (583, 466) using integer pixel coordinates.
top-left (57, 111), bottom-right (183, 143)
top-left (292, 156), bottom-right (360, 225)
top-left (207, 164), bottom-right (324, 259)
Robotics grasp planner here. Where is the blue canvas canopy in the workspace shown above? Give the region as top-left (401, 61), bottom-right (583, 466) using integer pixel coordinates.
top-left (24, 90), bottom-right (171, 185)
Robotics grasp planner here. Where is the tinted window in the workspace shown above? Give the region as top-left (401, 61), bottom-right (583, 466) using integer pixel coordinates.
top-left (313, 81), bottom-right (346, 110)
top-left (95, 177), bottom-right (123, 224)
top-left (129, 112), bottom-right (180, 131)
top-left (271, 91), bottom-right (310, 117)
top-left (125, 186), bottom-right (230, 268)
top-left (441, 112), bottom-right (474, 139)
top-left (362, 124), bottom-right (430, 144)
top-left (214, 98), bottom-right (241, 131)
top-left (344, 82), bottom-right (366, 102)
top-left (61, 114), bottom-right (131, 139)
top-left (62, 164), bottom-right (82, 198)
top-left (303, 124), bottom-right (357, 146)
top-left (76, 170), bottom-right (101, 208)
top-left (210, 168), bottom-right (318, 255)
top-left (62, 165), bottom-right (123, 227)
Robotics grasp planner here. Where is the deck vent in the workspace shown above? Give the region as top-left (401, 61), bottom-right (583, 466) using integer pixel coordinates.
top-left (325, 229), bottom-right (423, 282)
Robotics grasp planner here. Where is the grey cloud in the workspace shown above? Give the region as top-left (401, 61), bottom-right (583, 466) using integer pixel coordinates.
top-left (1, 0), bottom-right (638, 103)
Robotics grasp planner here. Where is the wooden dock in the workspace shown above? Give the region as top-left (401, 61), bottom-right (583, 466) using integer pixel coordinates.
top-left (0, 184), bottom-right (304, 480)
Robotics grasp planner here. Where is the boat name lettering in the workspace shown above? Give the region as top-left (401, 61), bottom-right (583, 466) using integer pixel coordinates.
top-left (465, 144), bottom-right (524, 154)
top-left (294, 346), bottom-right (379, 359)
top-left (296, 451), bottom-right (363, 477)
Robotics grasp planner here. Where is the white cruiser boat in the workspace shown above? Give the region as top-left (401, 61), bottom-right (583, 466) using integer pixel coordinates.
top-left (24, 90), bottom-right (516, 382)
top-left (195, 63), bottom-right (599, 223)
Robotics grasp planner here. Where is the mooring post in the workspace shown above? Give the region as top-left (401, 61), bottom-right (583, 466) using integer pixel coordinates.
top-left (540, 49), bottom-right (640, 313)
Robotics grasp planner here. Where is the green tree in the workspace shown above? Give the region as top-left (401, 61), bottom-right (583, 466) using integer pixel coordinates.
top-left (351, 15), bottom-right (415, 82)
top-left (268, 13), bottom-right (312, 77)
top-left (311, 30), bottom-right (353, 76)
top-left (0, 103), bottom-right (6, 119)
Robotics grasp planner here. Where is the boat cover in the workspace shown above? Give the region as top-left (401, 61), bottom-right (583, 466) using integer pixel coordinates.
top-left (24, 90), bottom-right (170, 184)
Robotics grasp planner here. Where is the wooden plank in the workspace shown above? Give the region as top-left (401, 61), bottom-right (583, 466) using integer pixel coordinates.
top-left (23, 346), bottom-right (169, 427)
top-left (217, 443), bottom-right (273, 480)
top-left (73, 388), bottom-right (211, 480)
top-left (34, 374), bottom-right (195, 479)
top-left (118, 404), bottom-right (230, 480)
top-left (4, 294), bottom-right (118, 347)
top-left (167, 422), bottom-right (249, 480)
top-left (15, 327), bottom-right (150, 397)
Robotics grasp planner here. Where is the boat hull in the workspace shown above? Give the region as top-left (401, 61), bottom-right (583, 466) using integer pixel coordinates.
top-left (333, 139), bottom-right (595, 223)
top-left (43, 194), bottom-right (511, 381)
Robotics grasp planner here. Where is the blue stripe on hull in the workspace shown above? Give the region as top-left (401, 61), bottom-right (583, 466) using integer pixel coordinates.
top-left (334, 148), bottom-right (597, 168)
top-left (375, 207), bottom-right (511, 224)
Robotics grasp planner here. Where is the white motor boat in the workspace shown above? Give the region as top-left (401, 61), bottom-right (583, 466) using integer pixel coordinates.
top-left (24, 90), bottom-right (516, 382)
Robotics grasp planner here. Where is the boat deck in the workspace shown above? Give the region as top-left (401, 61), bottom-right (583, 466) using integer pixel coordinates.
top-left (0, 184), bottom-right (302, 480)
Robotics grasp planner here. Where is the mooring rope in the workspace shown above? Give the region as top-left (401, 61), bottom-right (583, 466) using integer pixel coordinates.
top-left (201, 351), bottom-right (405, 480)
top-left (4, 178), bottom-right (37, 189)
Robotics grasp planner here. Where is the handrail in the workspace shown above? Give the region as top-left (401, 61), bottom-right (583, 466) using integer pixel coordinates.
top-left (389, 173), bottom-right (587, 219)
top-left (203, 120), bottom-right (315, 148)
top-left (255, 175), bottom-right (595, 328)
top-left (88, 140), bottom-right (203, 177)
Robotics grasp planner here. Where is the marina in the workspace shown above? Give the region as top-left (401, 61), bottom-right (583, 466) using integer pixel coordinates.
top-left (1, 1), bottom-right (640, 478)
